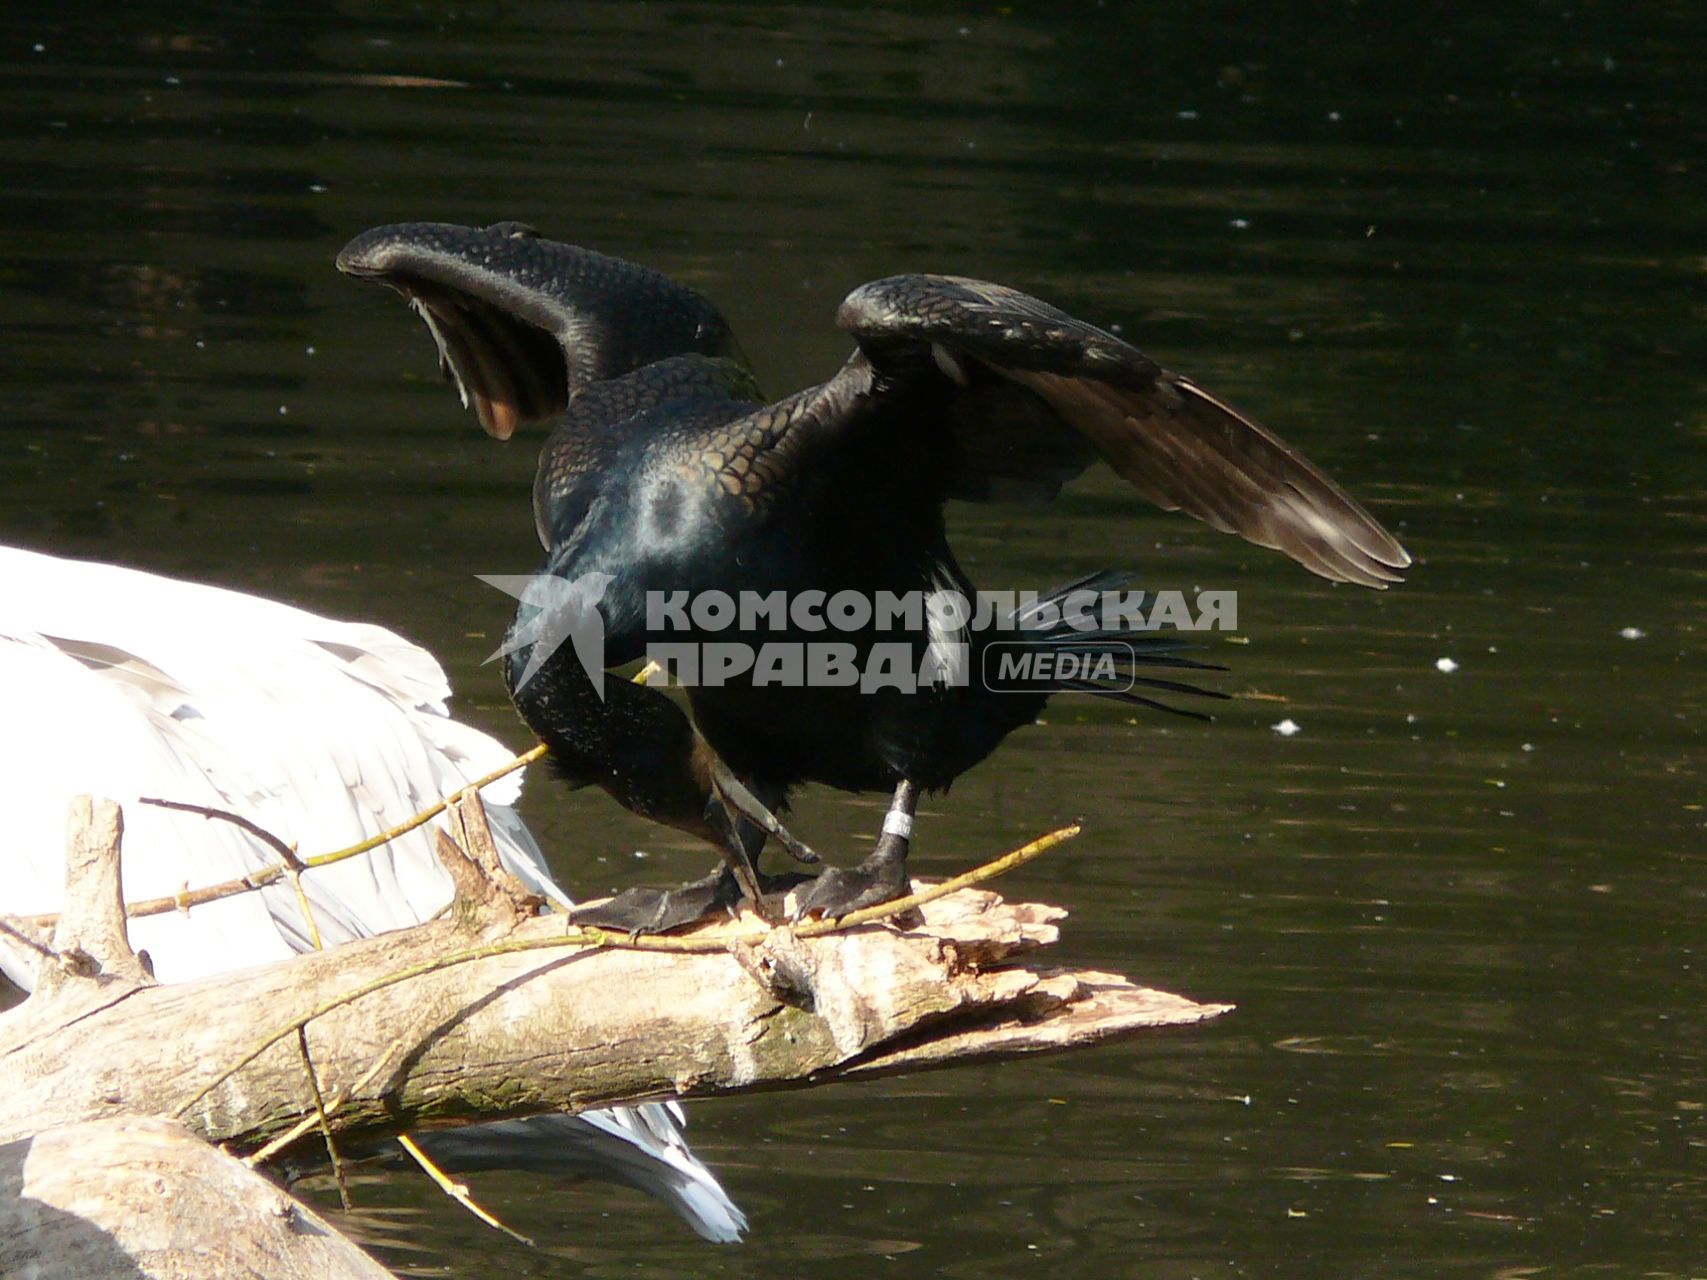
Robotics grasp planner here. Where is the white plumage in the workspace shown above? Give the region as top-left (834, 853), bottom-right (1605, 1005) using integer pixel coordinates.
top-left (0, 544), bottom-right (744, 1241)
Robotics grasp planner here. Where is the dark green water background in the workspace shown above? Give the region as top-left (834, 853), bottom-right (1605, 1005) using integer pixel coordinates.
top-left (3, 3), bottom-right (1702, 1275)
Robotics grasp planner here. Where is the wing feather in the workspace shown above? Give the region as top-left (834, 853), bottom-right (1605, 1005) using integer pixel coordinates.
top-left (339, 222), bottom-right (740, 438)
top-left (836, 274), bottom-right (1411, 587)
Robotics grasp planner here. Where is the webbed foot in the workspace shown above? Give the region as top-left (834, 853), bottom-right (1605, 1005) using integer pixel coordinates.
top-left (569, 868), bottom-right (741, 935)
top-left (790, 778), bottom-right (920, 921)
top-left (789, 850), bottom-right (910, 920)
top-left (569, 866), bottom-right (817, 936)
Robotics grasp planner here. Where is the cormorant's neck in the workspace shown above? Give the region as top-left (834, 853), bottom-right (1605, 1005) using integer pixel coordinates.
top-left (502, 621), bottom-right (725, 844)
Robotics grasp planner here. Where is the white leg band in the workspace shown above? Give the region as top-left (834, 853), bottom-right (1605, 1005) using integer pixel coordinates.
top-left (881, 809), bottom-right (914, 841)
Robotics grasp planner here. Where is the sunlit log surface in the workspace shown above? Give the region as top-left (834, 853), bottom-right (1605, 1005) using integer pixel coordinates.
top-left (0, 796), bottom-right (1230, 1276)
top-left (0, 1115), bottom-right (393, 1280)
top-left (2, 881), bottom-right (1230, 1149)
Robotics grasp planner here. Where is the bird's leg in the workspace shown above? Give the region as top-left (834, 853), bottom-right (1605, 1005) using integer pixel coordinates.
top-left (706, 757), bottom-right (818, 865)
top-left (511, 647), bottom-right (806, 931)
top-left (792, 779), bottom-right (919, 920)
top-left (700, 783), bottom-right (779, 924)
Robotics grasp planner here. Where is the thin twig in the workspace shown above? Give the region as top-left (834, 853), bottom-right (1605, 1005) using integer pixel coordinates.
top-left (296, 1026), bottom-right (350, 1210)
top-left (242, 1103), bottom-right (334, 1169)
top-left (0, 917), bottom-right (58, 961)
top-left (28, 663), bottom-right (636, 931)
top-left (171, 823), bottom-right (1080, 1125)
top-left (172, 937), bottom-right (574, 1122)
top-left (397, 1134), bottom-right (535, 1246)
top-left (20, 744), bottom-right (552, 929)
top-left (243, 1035), bottom-right (414, 1168)
top-left (138, 798), bottom-right (306, 870)
top-left (302, 744), bottom-right (549, 871)
top-left (288, 866), bottom-right (325, 952)
top-left (137, 800), bottom-right (330, 974)
top-left (567, 820), bottom-right (1083, 952)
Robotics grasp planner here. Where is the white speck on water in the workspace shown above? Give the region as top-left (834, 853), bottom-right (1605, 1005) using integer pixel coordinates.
top-left (1230, 217), bottom-right (1250, 229)
top-left (1620, 626), bottom-right (1646, 640)
top-left (1273, 718), bottom-right (1301, 737)
top-left (1178, 109), bottom-right (1199, 119)
top-left (1435, 657), bottom-right (1459, 673)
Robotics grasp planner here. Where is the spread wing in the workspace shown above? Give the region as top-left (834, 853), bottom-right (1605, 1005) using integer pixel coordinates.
top-left (337, 221), bottom-right (742, 439)
top-left (830, 275), bottom-right (1411, 587)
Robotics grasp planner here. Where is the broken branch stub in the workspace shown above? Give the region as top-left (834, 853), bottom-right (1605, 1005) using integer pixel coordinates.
top-left (35, 796), bottom-right (153, 999)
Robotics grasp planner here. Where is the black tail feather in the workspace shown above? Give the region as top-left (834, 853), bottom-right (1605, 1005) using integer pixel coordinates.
top-left (1043, 643), bottom-right (1227, 674)
top-left (994, 569), bottom-right (1232, 719)
top-left (1059, 680), bottom-right (1218, 721)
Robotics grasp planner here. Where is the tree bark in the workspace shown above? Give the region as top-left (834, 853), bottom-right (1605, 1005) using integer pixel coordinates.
top-left (0, 1115), bottom-right (392, 1280)
top-left (2, 884), bottom-right (1228, 1150)
top-left (0, 794), bottom-right (1231, 1276)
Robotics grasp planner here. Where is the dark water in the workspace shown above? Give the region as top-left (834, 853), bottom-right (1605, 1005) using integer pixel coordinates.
top-left (4, 3), bottom-right (1703, 1275)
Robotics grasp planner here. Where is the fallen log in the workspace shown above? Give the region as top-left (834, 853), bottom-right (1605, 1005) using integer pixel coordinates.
top-left (3, 870), bottom-right (1228, 1152)
top-left (0, 1114), bottom-right (392, 1280)
top-left (0, 794), bottom-right (1230, 1276)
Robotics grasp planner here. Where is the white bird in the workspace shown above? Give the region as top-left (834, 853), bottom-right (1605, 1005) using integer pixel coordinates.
top-left (0, 543), bottom-right (745, 1243)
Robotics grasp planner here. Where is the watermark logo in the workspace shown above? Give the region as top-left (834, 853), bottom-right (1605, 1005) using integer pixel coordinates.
top-left (981, 641), bottom-right (1136, 692)
top-left (479, 571), bottom-right (614, 699)
top-left (481, 577), bottom-right (1236, 696)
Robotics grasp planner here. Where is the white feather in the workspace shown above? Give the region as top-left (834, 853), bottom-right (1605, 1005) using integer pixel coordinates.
top-left (0, 545), bottom-right (744, 1242)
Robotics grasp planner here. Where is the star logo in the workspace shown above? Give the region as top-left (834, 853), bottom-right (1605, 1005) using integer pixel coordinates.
top-left (477, 571), bottom-right (615, 698)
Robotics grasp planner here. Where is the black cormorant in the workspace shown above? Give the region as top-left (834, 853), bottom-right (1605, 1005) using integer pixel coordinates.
top-left (338, 221), bottom-right (1409, 929)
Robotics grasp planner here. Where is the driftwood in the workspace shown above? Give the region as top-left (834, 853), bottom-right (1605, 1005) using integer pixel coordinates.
top-left (0, 1115), bottom-right (391, 1280)
top-left (0, 795), bottom-right (1230, 1277)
